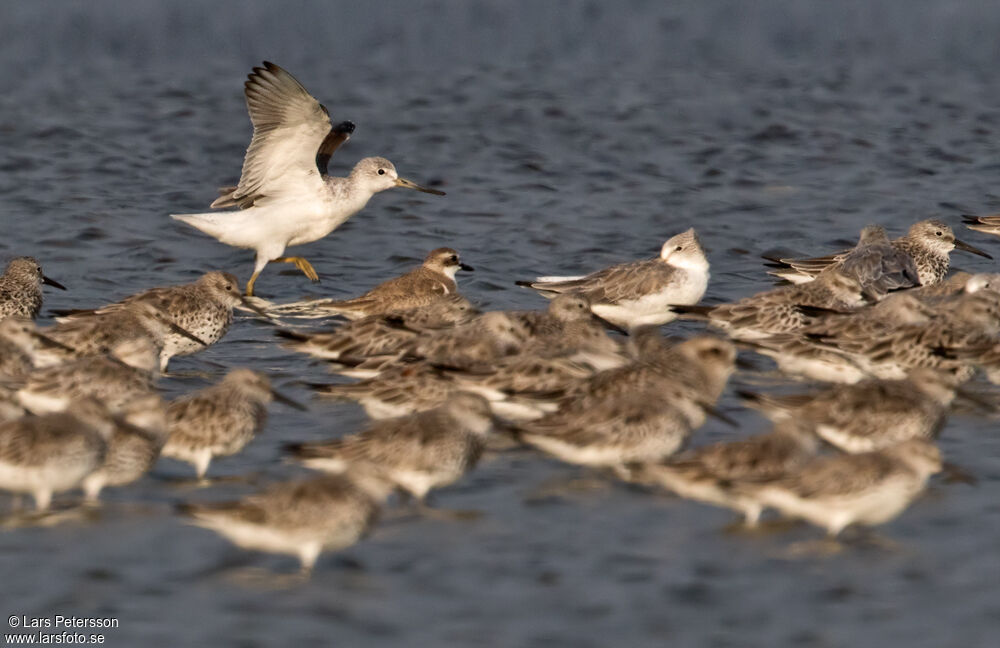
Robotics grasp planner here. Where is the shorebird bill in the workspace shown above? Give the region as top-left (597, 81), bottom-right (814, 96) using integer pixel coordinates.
top-left (460, 263), bottom-right (475, 271)
top-left (239, 296), bottom-right (275, 320)
top-left (153, 313), bottom-right (210, 347)
top-left (43, 275), bottom-right (67, 290)
top-left (33, 331), bottom-right (76, 353)
top-left (271, 388), bottom-right (308, 411)
top-left (954, 238), bottom-right (993, 259)
top-left (394, 177), bottom-right (446, 195)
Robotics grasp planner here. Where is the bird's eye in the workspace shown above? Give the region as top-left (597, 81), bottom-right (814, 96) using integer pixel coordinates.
top-left (377, 169), bottom-right (385, 175)
top-left (935, 231), bottom-right (943, 236)
top-left (225, 284), bottom-right (233, 291)
top-left (450, 256), bottom-right (458, 263)
top-left (675, 246), bottom-right (683, 252)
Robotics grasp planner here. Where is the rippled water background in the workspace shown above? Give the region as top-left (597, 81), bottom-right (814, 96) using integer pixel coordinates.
top-left (3, 1), bottom-right (1000, 646)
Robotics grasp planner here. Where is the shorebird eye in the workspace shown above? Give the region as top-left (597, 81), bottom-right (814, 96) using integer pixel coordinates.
top-left (450, 256), bottom-right (458, 262)
top-left (675, 246), bottom-right (683, 252)
top-left (377, 169), bottom-right (385, 175)
top-left (935, 231), bottom-right (943, 236)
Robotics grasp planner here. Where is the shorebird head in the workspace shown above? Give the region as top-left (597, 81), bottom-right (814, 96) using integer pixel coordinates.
top-left (857, 224), bottom-right (891, 245)
top-left (3, 257), bottom-right (66, 291)
top-left (223, 369), bottom-right (306, 410)
top-left (870, 293), bottom-right (933, 326)
top-left (444, 392), bottom-right (494, 436)
top-left (351, 157), bottom-right (446, 196)
top-left (119, 394), bottom-right (168, 439)
top-left (815, 268), bottom-right (867, 306)
top-left (659, 229), bottom-right (709, 271)
top-left (909, 220), bottom-right (992, 259)
top-left (906, 368), bottom-right (960, 407)
top-left (197, 271), bottom-right (245, 306)
top-left (67, 397), bottom-right (117, 441)
top-left (675, 335), bottom-right (738, 398)
top-left (547, 294), bottom-right (592, 322)
top-left (425, 248), bottom-right (473, 278)
top-left (963, 273), bottom-right (1000, 295)
top-left (478, 312), bottom-right (529, 355)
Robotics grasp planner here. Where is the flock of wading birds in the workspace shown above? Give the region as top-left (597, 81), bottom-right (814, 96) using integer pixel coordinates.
top-left (6, 62), bottom-right (1000, 574)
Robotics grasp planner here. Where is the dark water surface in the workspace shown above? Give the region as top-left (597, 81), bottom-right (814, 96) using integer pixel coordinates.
top-left (3, 2), bottom-right (1000, 646)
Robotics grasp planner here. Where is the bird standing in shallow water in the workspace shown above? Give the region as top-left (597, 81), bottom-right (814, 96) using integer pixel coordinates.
top-left (170, 61), bottom-right (445, 296)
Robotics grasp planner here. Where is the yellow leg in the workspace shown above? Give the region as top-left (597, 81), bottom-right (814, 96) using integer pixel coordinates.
top-left (245, 269), bottom-right (262, 297)
top-left (274, 256), bottom-right (320, 283)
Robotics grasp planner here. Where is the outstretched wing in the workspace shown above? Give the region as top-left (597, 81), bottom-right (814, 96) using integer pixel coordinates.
top-left (211, 62), bottom-right (336, 210)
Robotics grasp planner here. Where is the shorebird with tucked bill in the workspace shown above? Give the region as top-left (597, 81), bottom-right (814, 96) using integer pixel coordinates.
top-left (296, 248), bottom-right (473, 320)
top-left (517, 228), bottom-right (709, 330)
top-left (170, 61), bottom-right (445, 296)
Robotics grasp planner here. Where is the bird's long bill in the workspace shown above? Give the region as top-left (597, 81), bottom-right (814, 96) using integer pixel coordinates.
top-left (394, 177), bottom-right (446, 195)
top-left (460, 263), bottom-right (475, 271)
top-left (239, 296), bottom-right (275, 320)
top-left (941, 460), bottom-right (977, 485)
top-left (32, 331), bottom-right (76, 353)
top-left (155, 314), bottom-right (210, 347)
top-left (271, 388), bottom-right (307, 411)
top-left (954, 238), bottom-right (993, 259)
top-left (42, 275), bottom-right (67, 290)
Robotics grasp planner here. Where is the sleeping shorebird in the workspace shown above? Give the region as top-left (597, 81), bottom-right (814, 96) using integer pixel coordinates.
top-left (170, 61), bottom-right (445, 296)
top-left (516, 228), bottom-right (709, 330)
top-left (300, 248), bottom-right (473, 319)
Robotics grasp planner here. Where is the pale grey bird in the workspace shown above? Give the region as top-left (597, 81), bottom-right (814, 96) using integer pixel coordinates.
top-left (17, 338), bottom-right (160, 415)
top-left (516, 335), bottom-right (738, 466)
top-left (80, 394), bottom-right (169, 502)
top-left (179, 469), bottom-right (394, 574)
top-left (622, 421), bottom-right (819, 525)
top-left (739, 368), bottom-right (958, 453)
top-left (517, 228), bottom-right (710, 330)
top-left (170, 61), bottom-right (444, 296)
top-left (276, 294), bottom-right (477, 361)
top-left (39, 301), bottom-right (207, 370)
top-left (735, 439), bottom-right (943, 537)
top-left (286, 392), bottom-right (494, 502)
top-left (162, 369), bottom-right (302, 479)
top-left (0, 257), bottom-right (66, 321)
top-left (673, 268), bottom-right (867, 340)
top-left (0, 399), bottom-right (116, 511)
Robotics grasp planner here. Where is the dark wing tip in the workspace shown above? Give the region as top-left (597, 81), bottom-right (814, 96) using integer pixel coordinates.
top-left (333, 120), bottom-right (356, 134)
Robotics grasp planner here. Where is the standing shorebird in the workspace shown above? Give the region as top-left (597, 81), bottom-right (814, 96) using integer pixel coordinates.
top-left (516, 228), bottom-right (709, 330)
top-left (734, 439), bottom-right (943, 537)
top-left (54, 271), bottom-right (257, 371)
top-left (0, 398), bottom-right (116, 511)
top-left (765, 219), bottom-right (991, 286)
top-left (285, 392), bottom-right (494, 505)
top-left (0, 257), bottom-right (66, 321)
top-left (179, 470), bottom-right (392, 574)
top-left (170, 61), bottom-right (445, 296)
top-left (161, 369), bottom-right (303, 479)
